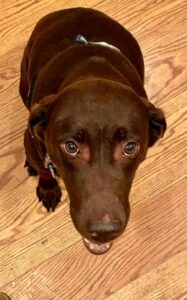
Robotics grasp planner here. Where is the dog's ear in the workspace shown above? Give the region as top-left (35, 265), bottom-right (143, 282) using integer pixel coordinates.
top-left (148, 103), bottom-right (167, 147)
top-left (29, 94), bottom-right (56, 141)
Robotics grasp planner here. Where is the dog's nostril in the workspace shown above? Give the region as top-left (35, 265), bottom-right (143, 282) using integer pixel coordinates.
top-left (88, 220), bottom-right (122, 241)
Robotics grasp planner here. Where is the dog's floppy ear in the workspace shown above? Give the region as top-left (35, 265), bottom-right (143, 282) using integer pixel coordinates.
top-left (29, 94), bottom-right (56, 141)
top-left (148, 103), bottom-right (167, 147)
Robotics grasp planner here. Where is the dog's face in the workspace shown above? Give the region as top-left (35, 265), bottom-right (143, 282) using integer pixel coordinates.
top-left (30, 79), bottom-right (166, 254)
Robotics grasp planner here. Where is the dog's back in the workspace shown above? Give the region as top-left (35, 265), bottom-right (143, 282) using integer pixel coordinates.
top-left (20, 7), bottom-right (144, 106)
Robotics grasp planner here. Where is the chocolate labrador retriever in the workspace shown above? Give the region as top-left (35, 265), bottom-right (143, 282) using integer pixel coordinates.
top-left (20, 7), bottom-right (166, 254)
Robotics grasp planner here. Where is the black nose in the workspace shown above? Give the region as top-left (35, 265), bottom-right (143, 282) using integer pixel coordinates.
top-left (87, 220), bottom-right (122, 242)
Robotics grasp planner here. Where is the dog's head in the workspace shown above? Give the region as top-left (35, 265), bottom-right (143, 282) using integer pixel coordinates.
top-left (30, 79), bottom-right (166, 254)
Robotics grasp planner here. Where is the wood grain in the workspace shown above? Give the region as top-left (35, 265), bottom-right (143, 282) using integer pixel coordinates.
top-left (0, 0), bottom-right (187, 299)
top-left (107, 251), bottom-right (187, 300)
top-left (1, 179), bottom-right (187, 300)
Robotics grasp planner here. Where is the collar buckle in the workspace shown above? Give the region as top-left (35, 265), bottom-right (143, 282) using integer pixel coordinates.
top-left (44, 153), bottom-right (56, 178)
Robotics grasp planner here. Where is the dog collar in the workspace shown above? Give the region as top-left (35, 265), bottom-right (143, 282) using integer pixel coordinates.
top-left (30, 133), bottom-right (57, 178)
top-left (44, 153), bottom-right (56, 178)
top-left (75, 34), bottom-right (121, 53)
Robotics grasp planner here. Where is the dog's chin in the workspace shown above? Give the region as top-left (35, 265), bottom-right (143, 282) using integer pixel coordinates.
top-left (83, 238), bottom-right (112, 255)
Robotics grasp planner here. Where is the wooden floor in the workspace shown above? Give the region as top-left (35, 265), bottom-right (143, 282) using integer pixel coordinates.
top-left (1, 0), bottom-right (187, 299)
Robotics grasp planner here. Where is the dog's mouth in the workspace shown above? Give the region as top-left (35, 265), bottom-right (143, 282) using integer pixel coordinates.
top-left (83, 238), bottom-right (112, 255)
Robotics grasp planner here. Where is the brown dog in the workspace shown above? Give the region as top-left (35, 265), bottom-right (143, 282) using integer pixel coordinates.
top-left (20, 8), bottom-right (166, 254)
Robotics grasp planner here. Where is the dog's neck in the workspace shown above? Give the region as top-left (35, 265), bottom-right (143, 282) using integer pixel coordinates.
top-left (59, 55), bottom-right (130, 91)
top-left (57, 34), bottom-right (130, 90)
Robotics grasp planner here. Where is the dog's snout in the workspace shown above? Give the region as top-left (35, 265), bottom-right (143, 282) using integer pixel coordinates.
top-left (88, 220), bottom-right (122, 242)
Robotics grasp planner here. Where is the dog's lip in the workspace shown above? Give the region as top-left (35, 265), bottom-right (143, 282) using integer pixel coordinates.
top-left (83, 237), bottom-right (112, 255)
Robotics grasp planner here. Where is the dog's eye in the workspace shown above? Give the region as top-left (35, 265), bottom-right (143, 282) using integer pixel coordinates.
top-left (63, 141), bottom-right (80, 156)
top-left (123, 141), bottom-right (140, 157)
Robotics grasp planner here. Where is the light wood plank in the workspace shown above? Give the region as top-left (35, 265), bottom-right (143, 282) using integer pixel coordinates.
top-left (107, 250), bottom-right (187, 300)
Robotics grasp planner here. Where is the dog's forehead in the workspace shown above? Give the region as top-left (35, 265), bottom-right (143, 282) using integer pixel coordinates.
top-left (52, 81), bottom-right (148, 136)
top-left (56, 81), bottom-right (147, 117)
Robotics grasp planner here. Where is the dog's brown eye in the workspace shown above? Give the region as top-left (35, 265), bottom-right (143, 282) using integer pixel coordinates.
top-left (123, 141), bottom-right (140, 157)
top-left (64, 141), bottom-right (79, 156)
